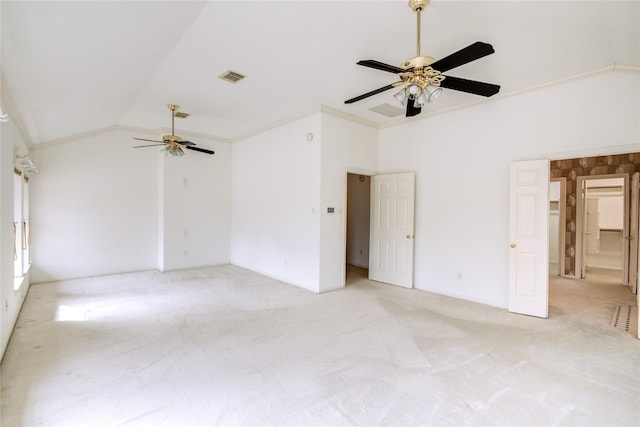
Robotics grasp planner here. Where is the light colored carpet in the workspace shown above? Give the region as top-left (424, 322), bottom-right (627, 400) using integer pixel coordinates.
top-left (1, 265), bottom-right (639, 426)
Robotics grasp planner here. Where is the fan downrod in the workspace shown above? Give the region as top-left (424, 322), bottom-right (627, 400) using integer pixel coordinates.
top-left (164, 103), bottom-right (183, 143)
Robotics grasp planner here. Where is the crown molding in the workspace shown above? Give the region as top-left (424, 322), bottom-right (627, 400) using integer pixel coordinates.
top-left (319, 105), bottom-right (379, 130)
top-left (230, 107), bottom-right (323, 142)
top-left (33, 124), bottom-right (233, 150)
top-left (545, 144), bottom-right (640, 161)
top-left (1, 69), bottom-right (34, 149)
top-left (20, 62), bottom-right (640, 149)
top-left (33, 125), bottom-right (121, 150)
top-left (379, 62), bottom-right (640, 130)
top-left (229, 106), bottom-right (379, 143)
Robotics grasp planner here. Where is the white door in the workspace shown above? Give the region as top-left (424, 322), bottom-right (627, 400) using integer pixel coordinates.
top-left (369, 172), bottom-right (415, 288)
top-left (509, 160), bottom-right (549, 318)
top-left (629, 172), bottom-right (639, 294)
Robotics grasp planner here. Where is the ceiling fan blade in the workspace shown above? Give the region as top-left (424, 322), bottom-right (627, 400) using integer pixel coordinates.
top-left (133, 137), bottom-right (163, 143)
top-left (357, 60), bottom-right (405, 74)
top-left (178, 140), bottom-right (196, 146)
top-left (406, 101), bottom-right (421, 118)
top-left (133, 144), bottom-right (166, 148)
top-left (345, 83), bottom-right (402, 104)
top-left (440, 75), bottom-right (501, 97)
top-left (430, 42), bottom-right (495, 73)
top-left (186, 146), bottom-right (215, 155)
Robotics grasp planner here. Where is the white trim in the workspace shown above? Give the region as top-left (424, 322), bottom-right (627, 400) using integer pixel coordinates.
top-left (546, 145), bottom-right (640, 161)
top-left (0, 68), bottom-right (34, 148)
top-left (551, 177), bottom-right (568, 278)
top-left (33, 124), bottom-right (233, 151)
top-left (20, 62), bottom-right (640, 149)
top-left (231, 107), bottom-right (324, 142)
top-left (379, 63), bottom-right (640, 130)
top-left (320, 106), bottom-right (379, 129)
top-left (576, 173), bottom-right (630, 283)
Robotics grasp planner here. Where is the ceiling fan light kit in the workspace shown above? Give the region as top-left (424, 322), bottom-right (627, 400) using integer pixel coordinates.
top-left (132, 104), bottom-right (215, 157)
top-left (345, 0), bottom-right (500, 118)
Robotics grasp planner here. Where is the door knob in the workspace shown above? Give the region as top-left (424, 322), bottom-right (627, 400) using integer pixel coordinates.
top-left (510, 243), bottom-right (517, 248)
top-left (406, 234), bottom-right (414, 239)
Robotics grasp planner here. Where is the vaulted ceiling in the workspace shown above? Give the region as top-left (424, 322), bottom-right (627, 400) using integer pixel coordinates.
top-left (2, 1), bottom-right (638, 146)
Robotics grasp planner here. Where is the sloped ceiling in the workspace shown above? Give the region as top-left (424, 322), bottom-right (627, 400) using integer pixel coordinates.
top-left (1, 1), bottom-right (638, 146)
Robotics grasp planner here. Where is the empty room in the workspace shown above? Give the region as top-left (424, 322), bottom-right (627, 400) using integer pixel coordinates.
top-left (1, 1), bottom-right (639, 426)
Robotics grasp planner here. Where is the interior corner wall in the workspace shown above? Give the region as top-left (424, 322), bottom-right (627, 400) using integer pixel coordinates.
top-left (230, 114), bottom-right (322, 292)
top-left (319, 113), bottom-right (378, 292)
top-left (0, 119), bottom-right (31, 359)
top-left (378, 70), bottom-right (640, 308)
top-left (157, 138), bottom-right (231, 271)
top-left (29, 129), bottom-right (159, 283)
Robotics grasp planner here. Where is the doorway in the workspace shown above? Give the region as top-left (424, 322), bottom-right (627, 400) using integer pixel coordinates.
top-left (576, 176), bottom-right (626, 283)
top-left (345, 173), bottom-right (371, 284)
top-left (511, 154), bottom-right (640, 321)
top-left (549, 178), bottom-right (566, 278)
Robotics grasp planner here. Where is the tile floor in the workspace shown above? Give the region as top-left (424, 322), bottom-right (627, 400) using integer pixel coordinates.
top-left (1, 265), bottom-right (639, 427)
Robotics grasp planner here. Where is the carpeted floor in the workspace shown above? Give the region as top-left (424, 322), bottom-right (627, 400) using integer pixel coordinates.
top-left (1, 265), bottom-right (639, 426)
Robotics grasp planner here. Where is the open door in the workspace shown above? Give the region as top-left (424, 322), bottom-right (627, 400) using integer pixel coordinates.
top-left (369, 172), bottom-right (415, 288)
top-left (509, 160), bottom-right (549, 318)
top-left (630, 172), bottom-right (639, 294)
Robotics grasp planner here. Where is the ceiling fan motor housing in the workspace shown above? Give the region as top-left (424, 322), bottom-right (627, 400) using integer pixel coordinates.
top-left (163, 135), bottom-right (183, 143)
top-left (402, 55), bottom-right (436, 70)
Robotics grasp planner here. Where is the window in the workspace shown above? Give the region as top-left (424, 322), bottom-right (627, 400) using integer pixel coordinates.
top-left (13, 168), bottom-right (31, 289)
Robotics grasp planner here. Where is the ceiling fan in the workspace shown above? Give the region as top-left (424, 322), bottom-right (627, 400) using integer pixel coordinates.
top-left (345, 0), bottom-right (500, 117)
top-left (133, 104), bottom-right (215, 156)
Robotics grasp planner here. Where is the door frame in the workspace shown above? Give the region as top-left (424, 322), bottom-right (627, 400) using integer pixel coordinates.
top-left (575, 173), bottom-right (629, 283)
top-left (550, 177), bottom-right (567, 278)
top-left (343, 167), bottom-right (377, 286)
top-left (629, 172), bottom-right (639, 294)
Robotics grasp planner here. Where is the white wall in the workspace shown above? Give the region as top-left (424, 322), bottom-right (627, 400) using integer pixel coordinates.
top-left (231, 114), bottom-right (322, 292)
top-left (319, 113), bottom-right (378, 292)
top-left (379, 70), bottom-right (639, 308)
top-left (597, 195), bottom-right (624, 230)
top-left (230, 112), bottom-right (378, 293)
top-left (29, 130), bottom-right (159, 282)
top-left (29, 129), bottom-right (231, 283)
top-left (0, 117), bottom-right (32, 358)
top-left (158, 139), bottom-right (231, 271)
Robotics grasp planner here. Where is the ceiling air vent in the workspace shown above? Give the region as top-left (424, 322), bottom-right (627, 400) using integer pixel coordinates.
top-left (218, 70), bottom-right (245, 83)
top-left (369, 103), bottom-right (404, 118)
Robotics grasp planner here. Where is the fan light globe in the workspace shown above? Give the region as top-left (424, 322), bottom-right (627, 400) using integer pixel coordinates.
top-left (393, 88), bottom-right (408, 105)
top-left (427, 86), bottom-right (443, 102)
top-left (414, 92), bottom-right (428, 108)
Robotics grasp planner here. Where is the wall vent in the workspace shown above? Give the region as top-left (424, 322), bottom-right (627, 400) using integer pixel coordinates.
top-left (218, 70), bottom-right (246, 83)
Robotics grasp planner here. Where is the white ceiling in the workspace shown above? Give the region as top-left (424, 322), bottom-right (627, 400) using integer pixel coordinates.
top-left (2, 0), bottom-right (638, 145)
